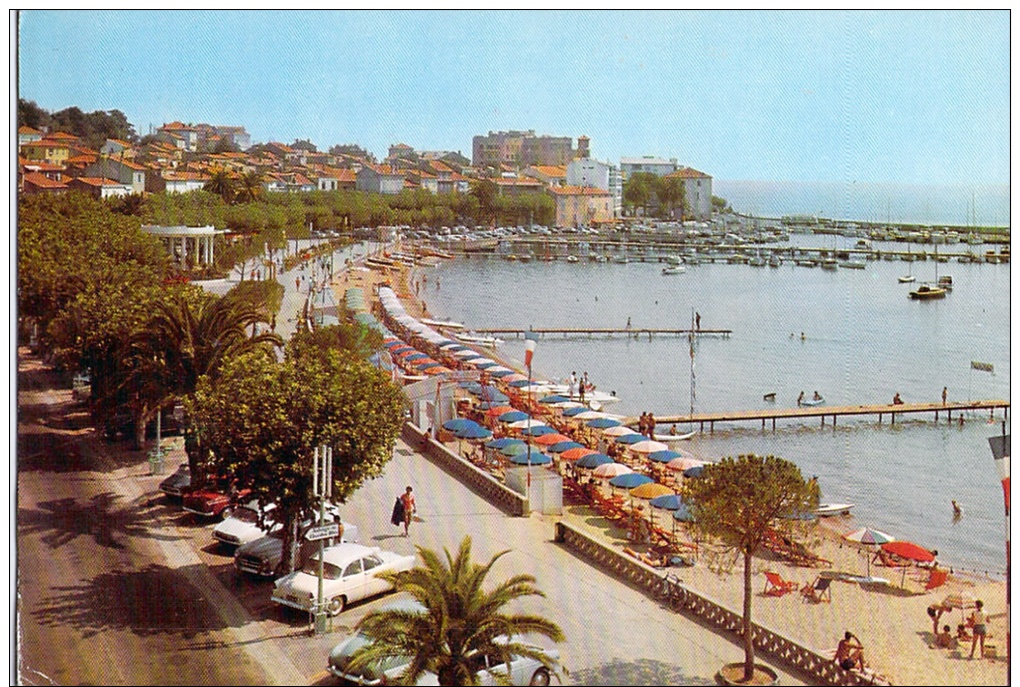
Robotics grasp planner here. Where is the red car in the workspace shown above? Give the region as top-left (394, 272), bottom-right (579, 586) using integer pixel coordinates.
top-left (182, 481), bottom-right (250, 520)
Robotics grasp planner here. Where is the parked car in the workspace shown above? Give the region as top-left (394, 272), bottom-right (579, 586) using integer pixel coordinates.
top-left (271, 542), bottom-right (415, 616)
top-left (158, 464), bottom-right (191, 500)
top-left (327, 598), bottom-right (560, 686)
top-left (234, 509), bottom-right (359, 578)
top-left (182, 481), bottom-right (250, 520)
top-left (212, 501), bottom-right (280, 549)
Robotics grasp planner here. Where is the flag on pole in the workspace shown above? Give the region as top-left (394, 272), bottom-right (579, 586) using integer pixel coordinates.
top-left (524, 331), bottom-right (538, 369)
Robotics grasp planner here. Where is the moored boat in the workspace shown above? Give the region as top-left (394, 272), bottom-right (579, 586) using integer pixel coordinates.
top-left (816, 503), bottom-right (855, 517)
top-left (909, 283), bottom-right (947, 300)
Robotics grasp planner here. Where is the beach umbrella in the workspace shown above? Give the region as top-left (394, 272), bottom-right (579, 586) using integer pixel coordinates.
top-left (576, 453), bottom-right (614, 469)
top-left (476, 401), bottom-right (508, 410)
top-left (586, 417), bottom-right (623, 429)
top-left (486, 437), bottom-right (523, 450)
top-left (562, 406), bottom-right (590, 417)
top-left (497, 410), bottom-right (529, 423)
top-left (561, 446), bottom-right (597, 461)
top-left (487, 365), bottom-right (514, 373)
top-left (941, 592), bottom-right (978, 611)
top-left (500, 443), bottom-right (530, 457)
top-left (508, 379), bottom-right (534, 388)
top-left (521, 424), bottom-right (558, 437)
top-left (508, 451), bottom-right (551, 465)
top-left (383, 339), bottom-right (405, 349)
top-left (488, 369), bottom-right (516, 378)
top-left (423, 366), bottom-right (452, 375)
top-left (650, 493), bottom-right (685, 511)
top-left (454, 348), bottom-right (481, 358)
top-left (648, 449), bottom-right (684, 463)
top-left (602, 424), bottom-right (638, 436)
top-left (508, 418), bottom-right (547, 430)
top-left (667, 457), bottom-right (705, 472)
top-left (628, 440), bottom-right (669, 454)
top-left (403, 352), bottom-right (429, 361)
top-left (443, 418), bottom-right (479, 432)
top-left (469, 358), bottom-right (498, 368)
top-left (504, 372), bottom-right (529, 382)
top-left (593, 463), bottom-right (634, 478)
top-left (439, 341), bottom-right (465, 350)
top-left (547, 441), bottom-right (585, 454)
top-left (540, 394), bottom-right (571, 404)
top-left (534, 432), bottom-right (573, 446)
top-left (614, 432), bottom-right (647, 445)
top-left (553, 400), bottom-right (586, 409)
top-left (608, 472), bottom-right (654, 489)
top-left (476, 389), bottom-right (509, 404)
top-left (683, 465), bottom-right (705, 478)
top-left (844, 526), bottom-right (896, 576)
top-left (630, 482), bottom-right (674, 499)
top-left (414, 360), bottom-right (443, 369)
top-left (454, 424), bottom-right (492, 440)
top-left (576, 410), bottom-right (612, 420)
top-left (881, 540), bottom-right (935, 562)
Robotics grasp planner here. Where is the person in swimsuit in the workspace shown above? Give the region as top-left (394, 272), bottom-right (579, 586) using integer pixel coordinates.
top-left (968, 599), bottom-right (988, 659)
top-left (835, 631), bottom-right (865, 671)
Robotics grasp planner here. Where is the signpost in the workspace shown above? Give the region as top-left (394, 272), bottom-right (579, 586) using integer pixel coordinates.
top-left (306, 522), bottom-right (340, 542)
top-left (311, 445), bottom-right (333, 635)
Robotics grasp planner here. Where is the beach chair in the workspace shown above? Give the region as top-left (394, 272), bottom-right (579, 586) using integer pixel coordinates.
top-left (763, 571), bottom-right (798, 597)
top-left (924, 568), bottom-right (948, 592)
top-left (800, 576), bottom-right (832, 603)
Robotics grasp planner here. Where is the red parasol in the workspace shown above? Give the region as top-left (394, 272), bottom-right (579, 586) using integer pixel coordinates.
top-left (881, 540), bottom-right (935, 562)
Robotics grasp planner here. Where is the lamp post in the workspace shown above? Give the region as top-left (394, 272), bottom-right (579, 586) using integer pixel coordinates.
top-left (311, 445), bottom-right (334, 635)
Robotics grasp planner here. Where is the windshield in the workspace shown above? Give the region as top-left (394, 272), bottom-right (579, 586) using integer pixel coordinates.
top-left (232, 507), bottom-right (260, 524)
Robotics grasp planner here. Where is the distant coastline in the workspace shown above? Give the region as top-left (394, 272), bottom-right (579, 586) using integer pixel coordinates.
top-left (715, 179), bottom-right (1010, 228)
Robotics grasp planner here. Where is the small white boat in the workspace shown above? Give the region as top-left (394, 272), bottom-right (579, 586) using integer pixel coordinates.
top-left (454, 332), bottom-right (504, 348)
top-left (653, 431), bottom-right (696, 442)
top-left (816, 502), bottom-right (855, 517)
top-left (661, 265), bottom-right (685, 275)
top-left (420, 318), bottom-right (465, 330)
top-left (898, 275), bottom-right (915, 283)
top-left (565, 255), bottom-right (580, 263)
top-left (801, 396), bottom-right (825, 406)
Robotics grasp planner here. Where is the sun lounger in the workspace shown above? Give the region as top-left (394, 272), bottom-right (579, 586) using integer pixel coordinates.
top-left (763, 571), bottom-right (799, 596)
top-left (801, 576), bottom-right (832, 603)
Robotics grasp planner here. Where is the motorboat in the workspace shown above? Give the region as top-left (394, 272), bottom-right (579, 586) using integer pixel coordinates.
top-left (937, 275), bottom-right (953, 291)
top-left (454, 332), bottom-right (505, 348)
top-left (420, 318), bottom-right (465, 330)
top-left (565, 255), bottom-right (580, 263)
top-left (661, 265), bottom-right (685, 275)
top-left (816, 503), bottom-right (855, 517)
top-left (801, 395), bottom-right (825, 406)
top-left (897, 275), bottom-right (916, 283)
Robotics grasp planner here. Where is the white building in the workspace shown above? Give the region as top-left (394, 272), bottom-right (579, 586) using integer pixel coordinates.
top-left (619, 156), bottom-right (678, 178)
top-left (141, 224), bottom-right (226, 269)
top-left (566, 158), bottom-right (622, 216)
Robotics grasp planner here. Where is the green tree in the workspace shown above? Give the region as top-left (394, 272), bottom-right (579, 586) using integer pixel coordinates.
top-left (622, 172), bottom-right (656, 217)
top-left (711, 195), bottom-right (732, 214)
top-left (346, 536), bottom-right (565, 686)
top-left (235, 170), bottom-right (266, 204)
top-left (123, 285), bottom-right (282, 454)
top-left (287, 323), bottom-right (383, 363)
top-left (656, 176), bottom-right (686, 219)
top-left (680, 454), bottom-right (819, 682)
top-left (204, 167), bottom-right (236, 204)
top-left (469, 180), bottom-right (498, 226)
top-left (188, 348), bottom-right (404, 574)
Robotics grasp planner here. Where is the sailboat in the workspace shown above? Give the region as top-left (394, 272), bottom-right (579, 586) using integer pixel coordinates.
top-left (909, 244), bottom-right (947, 300)
top-left (898, 242), bottom-right (915, 283)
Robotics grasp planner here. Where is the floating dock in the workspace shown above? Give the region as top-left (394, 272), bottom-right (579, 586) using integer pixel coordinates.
top-left (629, 399), bottom-right (1009, 433)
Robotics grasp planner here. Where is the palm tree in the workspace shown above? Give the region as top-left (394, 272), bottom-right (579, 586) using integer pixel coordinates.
top-left (346, 536), bottom-right (564, 686)
top-left (235, 170), bottom-right (265, 204)
top-left (122, 286), bottom-right (282, 458)
top-left (203, 167), bottom-right (235, 204)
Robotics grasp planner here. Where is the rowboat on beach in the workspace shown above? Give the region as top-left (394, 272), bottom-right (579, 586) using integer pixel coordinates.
top-left (816, 502), bottom-right (855, 517)
top-left (420, 318), bottom-right (465, 330)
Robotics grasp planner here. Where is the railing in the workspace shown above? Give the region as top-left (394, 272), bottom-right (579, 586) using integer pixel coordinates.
top-left (554, 521), bottom-right (890, 686)
top-left (401, 423), bottom-right (529, 517)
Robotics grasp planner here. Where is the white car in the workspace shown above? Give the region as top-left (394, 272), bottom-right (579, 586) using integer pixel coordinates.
top-left (327, 599), bottom-right (560, 686)
top-left (271, 542), bottom-right (415, 616)
top-left (212, 501), bottom-right (280, 548)
top-left (233, 506), bottom-right (358, 577)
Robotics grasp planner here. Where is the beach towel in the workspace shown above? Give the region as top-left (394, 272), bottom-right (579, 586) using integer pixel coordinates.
top-left (390, 496), bottom-right (405, 526)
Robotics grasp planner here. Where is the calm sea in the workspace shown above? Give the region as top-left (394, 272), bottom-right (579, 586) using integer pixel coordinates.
top-left (421, 235), bottom-right (1011, 577)
top-left (713, 179), bottom-right (1010, 228)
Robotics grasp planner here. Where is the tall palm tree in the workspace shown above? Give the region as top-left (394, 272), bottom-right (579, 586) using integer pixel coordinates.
top-left (203, 167), bottom-right (235, 204)
top-left (235, 170), bottom-right (265, 204)
top-left (346, 536), bottom-right (564, 686)
top-left (122, 287), bottom-right (282, 456)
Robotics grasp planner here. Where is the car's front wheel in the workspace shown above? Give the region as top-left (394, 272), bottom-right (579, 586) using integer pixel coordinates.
top-left (328, 595), bottom-right (346, 616)
top-left (529, 668), bottom-right (551, 686)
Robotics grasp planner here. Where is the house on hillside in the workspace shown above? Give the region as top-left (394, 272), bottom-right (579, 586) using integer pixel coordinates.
top-left (21, 171), bottom-right (68, 195)
top-left (356, 164), bottom-right (404, 194)
top-left (547, 185), bottom-right (614, 228)
top-left (67, 176), bottom-right (133, 199)
top-left (84, 157), bottom-right (146, 194)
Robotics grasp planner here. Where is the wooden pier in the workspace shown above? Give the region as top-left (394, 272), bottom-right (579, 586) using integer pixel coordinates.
top-left (626, 399), bottom-right (1009, 433)
top-left (474, 327), bottom-right (731, 339)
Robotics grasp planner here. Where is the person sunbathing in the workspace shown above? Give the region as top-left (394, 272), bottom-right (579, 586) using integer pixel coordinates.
top-left (934, 625), bottom-right (955, 649)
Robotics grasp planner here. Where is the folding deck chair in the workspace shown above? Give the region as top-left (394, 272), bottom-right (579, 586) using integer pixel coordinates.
top-left (801, 576), bottom-right (832, 603)
top-left (763, 571), bottom-right (798, 597)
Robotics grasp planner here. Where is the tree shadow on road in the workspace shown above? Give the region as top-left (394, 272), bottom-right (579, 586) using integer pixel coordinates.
top-left (17, 492), bottom-right (191, 551)
top-left (30, 563), bottom-right (237, 640)
top-left (567, 657), bottom-right (716, 685)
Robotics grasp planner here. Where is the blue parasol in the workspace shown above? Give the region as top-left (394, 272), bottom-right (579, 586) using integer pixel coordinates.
top-left (508, 451), bottom-right (552, 465)
top-left (586, 417), bottom-right (623, 429)
top-left (546, 441), bottom-right (585, 453)
top-left (508, 379), bottom-right (533, 388)
top-left (613, 432), bottom-right (647, 445)
top-left (521, 424), bottom-right (557, 437)
top-left (443, 418), bottom-right (479, 432)
top-left (454, 424), bottom-right (492, 440)
top-left (486, 437), bottom-right (523, 450)
top-left (576, 453), bottom-right (614, 469)
top-left (487, 369), bottom-right (515, 378)
top-left (497, 410), bottom-right (529, 423)
top-left (473, 360), bottom-right (499, 369)
top-left (561, 406), bottom-right (589, 417)
top-left (608, 473), bottom-right (655, 489)
top-left (404, 352), bottom-right (429, 361)
top-left (683, 465), bottom-right (705, 478)
top-left (648, 449), bottom-right (684, 463)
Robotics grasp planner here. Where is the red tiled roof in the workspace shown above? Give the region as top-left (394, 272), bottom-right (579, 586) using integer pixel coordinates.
top-left (19, 125), bottom-right (43, 135)
top-left (665, 166), bottom-right (711, 179)
top-left (161, 121), bottom-right (196, 131)
top-left (46, 131), bottom-right (80, 141)
top-left (22, 172), bottom-right (67, 189)
top-left (529, 165), bottom-right (567, 177)
top-left (72, 176), bottom-right (123, 187)
top-left (547, 185), bottom-right (611, 196)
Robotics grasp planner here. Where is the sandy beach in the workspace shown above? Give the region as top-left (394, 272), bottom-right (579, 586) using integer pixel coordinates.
top-left (334, 249), bottom-right (1010, 686)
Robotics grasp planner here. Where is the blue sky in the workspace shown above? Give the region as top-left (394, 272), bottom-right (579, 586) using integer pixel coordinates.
top-left (16, 10), bottom-right (1010, 185)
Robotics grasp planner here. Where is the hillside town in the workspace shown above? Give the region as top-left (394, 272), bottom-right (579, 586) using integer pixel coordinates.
top-left (17, 119), bottom-right (714, 228)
